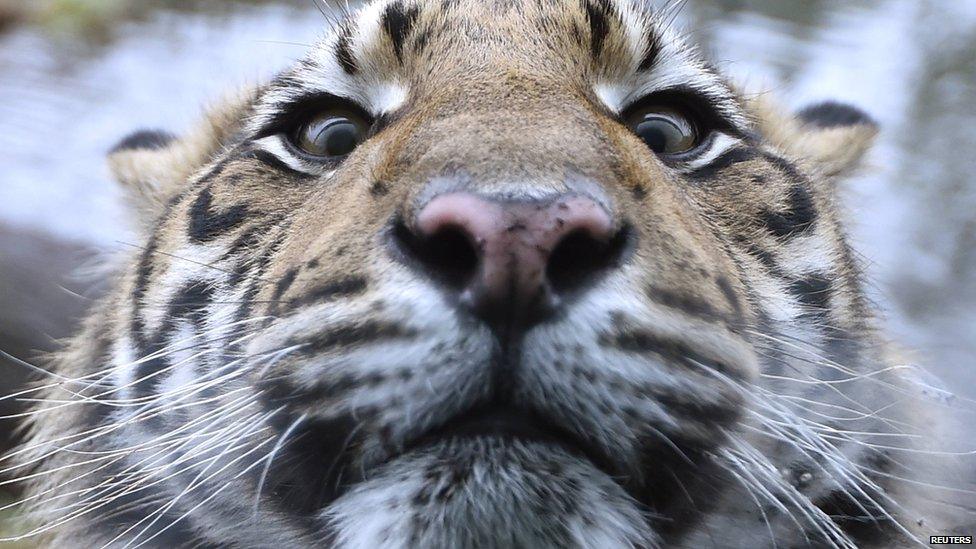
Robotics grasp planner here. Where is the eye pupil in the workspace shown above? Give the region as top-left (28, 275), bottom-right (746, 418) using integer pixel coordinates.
top-left (295, 112), bottom-right (367, 158)
top-left (319, 119), bottom-right (360, 156)
top-left (635, 119), bottom-right (672, 153)
top-left (628, 109), bottom-right (698, 155)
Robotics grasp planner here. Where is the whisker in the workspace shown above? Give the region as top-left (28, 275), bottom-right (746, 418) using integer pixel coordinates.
top-left (252, 411), bottom-right (305, 516)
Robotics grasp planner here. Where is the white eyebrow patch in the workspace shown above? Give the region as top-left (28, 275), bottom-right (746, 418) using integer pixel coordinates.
top-left (682, 133), bottom-right (741, 171)
top-left (594, 82), bottom-right (630, 114)
top-left (592, 41), bottom-right (723, 115)
top-left (267, 0), bottom-right (408, 120)
top-left (366, 80), bottom-right (409, 114)
top-left (613, 0), bottom-right (652, 66)
top-left (251, 134), bottom-right (335, 178)
top-left (589, 13), bottom-right (749, 132)
top-left (251, 136), bottom-right (309, 173)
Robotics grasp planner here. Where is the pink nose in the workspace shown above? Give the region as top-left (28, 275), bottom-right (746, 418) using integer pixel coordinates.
top-left (402, 192), bottom-right (623, 327)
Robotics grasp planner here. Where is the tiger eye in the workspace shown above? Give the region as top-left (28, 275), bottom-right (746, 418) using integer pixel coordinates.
top-left (627, 108), bottom-right (698, 155)
top-left (294, 112), bottom-right (368, 158)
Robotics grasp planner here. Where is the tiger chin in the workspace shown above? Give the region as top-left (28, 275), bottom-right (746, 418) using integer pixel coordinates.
top-left (11, 0), bottom-right (974, 547)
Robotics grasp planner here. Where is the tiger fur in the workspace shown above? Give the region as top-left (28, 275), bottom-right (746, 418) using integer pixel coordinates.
top-left (8, 0), bottom-right (975, 547)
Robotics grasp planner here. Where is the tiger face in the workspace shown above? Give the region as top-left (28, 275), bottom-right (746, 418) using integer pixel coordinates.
top-left (23, 0), bottom-right (946, 547)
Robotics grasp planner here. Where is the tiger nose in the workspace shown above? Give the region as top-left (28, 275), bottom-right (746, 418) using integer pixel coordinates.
top-left (395, 192), bottom-right (626, 328)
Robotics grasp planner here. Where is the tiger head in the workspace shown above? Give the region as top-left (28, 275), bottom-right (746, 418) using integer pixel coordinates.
top-left (26, 0), bottom-right (950, 547)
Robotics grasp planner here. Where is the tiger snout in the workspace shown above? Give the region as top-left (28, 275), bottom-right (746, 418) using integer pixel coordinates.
top-left (389, 188), bottom-right (633, 333)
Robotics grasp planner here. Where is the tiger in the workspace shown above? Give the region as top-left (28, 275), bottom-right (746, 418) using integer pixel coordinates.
top-left (6, 0), bottom-right (974, 547)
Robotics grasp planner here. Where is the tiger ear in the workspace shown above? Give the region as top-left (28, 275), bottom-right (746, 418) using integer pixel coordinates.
top-left (750, 98), bottom-right (879, 181)
top-left (106, 89), bottom-right (257, 229)
top-left (107, 129), bottom-right (185, 226)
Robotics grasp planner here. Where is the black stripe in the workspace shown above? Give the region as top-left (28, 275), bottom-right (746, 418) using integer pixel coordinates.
top-left (815, 474), bottom-right (893, 545)
top-left (790, 275), bottom-right (831, 312)
top-left (294, 321), bottom-right (416, 356)
top-left (271, 268), bottom-right (299, 301)
top-left (335, 22), bottom-right (358, 75)
top-left (382, 1), bottom-right (420, 63)
top-left (637, 30), bottom-right (661, 72)
top-left (267, 266), bottom-right (301, 316)
top-left (413, 24), bottom-right (431, 55)
top-left (188, 187), bottom-right (249, 243)
top-left (289, 276), bottom-right (368, 308)
top-left (222, 219), bottom-right (286, 322)
top-left (600, 329), bottom-right (733, 376)
top-left (130, 194), bottom-right (183, 349)
top-left (195, 156), bottom-right (233, 186)
top-left (240, 149), bottom-right (314, 180)
top-left (583, 0), bottom-right (612, 58)
top-left (131, 236), bottom-right (159, 348)
top-left (655, 393), bottom-right (738, 429)
top-left (234, 221), bottom-right (289, 339)
top-left (167, 281), bottom-right (215, 322)
top-left (134, 281), bottom-right (216, 398)
top-left (222, 220), bottom-right (279, 278)
top-left (733, 236), bottom-right (783, 276)
top-left (645, 285), bottom-right (736, 326)
top-left (761, 184), bottom-right (817, 237)
top-left (714, 275), bottom-right (743, 318)
top-left (761, 151), bottom-right (806, 182)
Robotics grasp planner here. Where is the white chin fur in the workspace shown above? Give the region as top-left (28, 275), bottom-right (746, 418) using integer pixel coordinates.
top-left (323, 438), bottom-right (657, 549)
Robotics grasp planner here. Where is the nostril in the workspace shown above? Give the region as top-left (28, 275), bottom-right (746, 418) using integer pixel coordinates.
top-left (547, 224), bottom-right (632, 295)
top-left (392, 218), bottom-right (480, 290)
top-left (391, 191), bottom-right (630, 328)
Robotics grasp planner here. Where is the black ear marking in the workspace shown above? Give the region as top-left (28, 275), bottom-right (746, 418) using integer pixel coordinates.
top-left (797, 101), bottom-right (877, 129)
top-left (109, 129), bottom-right (176, 153)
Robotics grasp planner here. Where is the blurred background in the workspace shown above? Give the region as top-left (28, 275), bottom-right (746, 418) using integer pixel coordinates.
top-left (0, 0), bottom-right (973, 542)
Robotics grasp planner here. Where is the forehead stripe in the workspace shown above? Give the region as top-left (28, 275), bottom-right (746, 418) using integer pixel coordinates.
top-left (382, 1), bottom-right (421, 63)
top-left (637, 29), bottom-right (661, 72)
top-left (335, 21), bottom-right (359, 75)
top-left (583, 0), bottom-right (613, 58)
